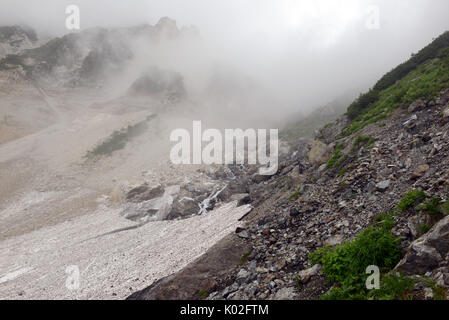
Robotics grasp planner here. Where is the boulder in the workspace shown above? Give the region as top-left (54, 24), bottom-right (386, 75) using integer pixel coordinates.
top-left (395, 215), bottom-right (449, 275)
top-left (217, 180), bottom-right (249, 202)
top-left (126, 183), bottom-right (164, 203)
top-left (121, 194), bottom-right (174, 222)
top-left (236, 269), bottom-right (250, 284)
top-left (308, 141), bottom-right (331, 166)
top-left (376, 180), bottom-right (391, 192)
top-left (411, 164), bottom-right (430, 180)
top-left (272, 287), bottom-right (298, 300)
top-left (408, 100), bottom-right (426, 113)
top-left (290, 207), bottom-right (300, 218)
top-left (229, 193), bottom-right (251, 207)
top-left (297, 264), bottom-right (322, 283)
top-left (442, 103), bottom-right (449, 119)
top-left (166, 197), bottom-right (199, 220)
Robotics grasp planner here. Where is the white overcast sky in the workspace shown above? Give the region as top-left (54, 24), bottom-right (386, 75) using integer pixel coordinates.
top-left (1, 0), bottom-right (449, 109)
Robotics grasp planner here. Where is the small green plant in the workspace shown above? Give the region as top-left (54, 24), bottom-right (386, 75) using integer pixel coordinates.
top-left (339, 181), bottom-right (348, 188)
top-left (442, 200), bottom-right (449, 215)
top-left (396, 190), bottom-right (427, 212)
top-left (373, 213), bottom-right (396, 231)
top-left (419, 197), bottom-right (444, 217)
top-left (337, 167), bottom-right (347, 178)
top-left (295, 277), bottom-right (302, 289)
top-left (423, 278), bottom-right (448, 300)
top-left (352, 135), bottom-right (375, 151)
top-left (327, 143), bottom-right (346, 169)
top-left (238, 250), bottom-right (253, 266)
top-left (431, 284), bottom-right (448, 300)
top-left (288, 186), bottom-right (302, 201)
top-left (198, 290), bottom-right (208, 299)
top-left (418, 224), bottom-right (432, 234)
top-left (368, 274), bottom-right (415, 300)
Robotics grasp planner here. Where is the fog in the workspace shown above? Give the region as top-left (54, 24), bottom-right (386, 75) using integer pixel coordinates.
top-left (1, 0), bottom-right (449, 123)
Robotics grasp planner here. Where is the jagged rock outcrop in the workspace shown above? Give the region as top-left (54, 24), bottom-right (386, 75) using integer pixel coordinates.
top-left (0, 25), bottom-right (37, 58)
top-left (308, 140), bottom-right (331, 166)
top-left (0, 18), bottom-right (198, 88)
top-left (396, 215), bottom-right (449, 274)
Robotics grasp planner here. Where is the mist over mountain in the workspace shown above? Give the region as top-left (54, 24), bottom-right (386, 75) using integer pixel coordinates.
top-left (1, 1), bottom-right (449, 304)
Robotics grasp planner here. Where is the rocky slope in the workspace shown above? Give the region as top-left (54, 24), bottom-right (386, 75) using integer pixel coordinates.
top-left (130, 33), bottom-right (449, 300)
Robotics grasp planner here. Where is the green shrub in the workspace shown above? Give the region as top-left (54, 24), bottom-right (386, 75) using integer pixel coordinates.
top-left (442, 200), bottom-right (449, 215)
top-left (336, 167), bottom-right (348, 178)
top-left (418, 224), bottom-right (432, 234)
top-left (419, 197), bottom-right (445, 217)
top-left (423, 278), bottom-right (448, 300)
top-left (327, 143), bottom-right (345, 169)
top-left (373, 213), bottom-right (396, 231)
top-left (288, 186), bottom-right (302, 201)
top-left (368, 275), bottom-right (415, 300)
top-left (238, 250), bottom-right (253, 266)
top-left (352, 135), bottom-right (375, 151)
top-left (310, 224), bottom-right (401, 299)
top-left (396, 190), bottom-right (427, 212)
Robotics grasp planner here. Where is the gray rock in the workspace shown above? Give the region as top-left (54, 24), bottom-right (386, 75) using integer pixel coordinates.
top-left (408, 100), bottom-right (426, 113)
top-left (395, 241), bottom-right (442, 275)
top-left (324, 234), bottom-right (344, 247)
top-left (443, 104), bottom-right (449, 119)
top-left (297, 264), bottom-right (322, 283)
top-left (251, 173), bottom-right (271, 184)
top-left (403, 114), bottom-right (418, 126)
top-left (411, 164), bottom-right (430, 180)
top-left (290, 207), bottom-right (300, 217)
top-left (395, 215), bottom-right (449, 274)
top-left (121, 194), bottom-right (173, 222)
top-left (126, 183), bottom-right (164, 202)
top-left (237, 230), bottom-right (250, 239)
top-left (236, 269), bottom-right (250, 284)
top-left (166, 197), bottom-right (198, 220)
top-left (366, 181), bottom-right (376, 194)
top-left (230, 193), bottom-right (251, 207)
top-left (376, 180), bottom-right (391, 192)
top-left (272, 287), bottom-right (298, 300)
top-left (308, 141), bottom-right (331, 166)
